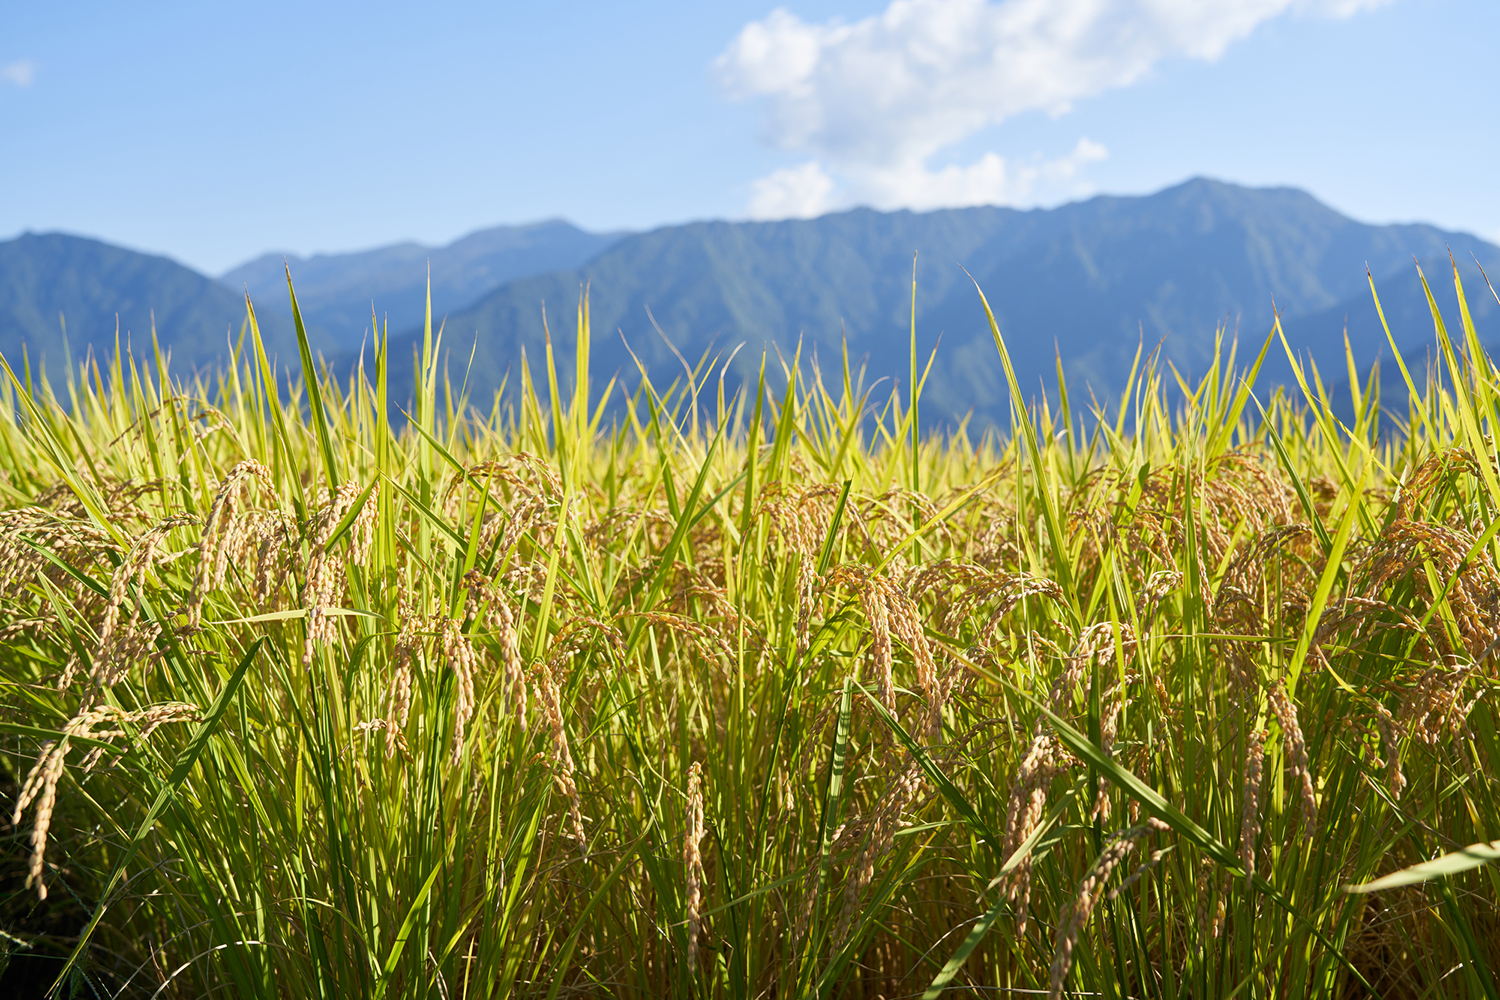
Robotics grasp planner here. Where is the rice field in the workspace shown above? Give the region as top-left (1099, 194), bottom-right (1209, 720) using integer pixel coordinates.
top-left (2, 267), bottom-right (1499, 998)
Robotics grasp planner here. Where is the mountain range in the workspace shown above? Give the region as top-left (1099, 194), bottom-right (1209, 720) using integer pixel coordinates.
top-left (2, 179), bottom-right (1496, 425)
top-left (380, 180), bottom-right (1500, 426)
top-left (0, 232), bottom-right (297, 379)
top-left (222, 220), bottom-right (625, 349)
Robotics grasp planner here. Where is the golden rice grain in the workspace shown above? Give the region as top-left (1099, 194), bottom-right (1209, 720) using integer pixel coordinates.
top-left (1049, 817), bottom-right (1169, 1000)
top-left (1240, 727), bottom-right (1267, 880)
top-left (1268, 681), bottom-right (1318, 832)
top-left (683, 761), bottom-right (706, 974)
top-left (188, 459), bottom-right (273, 627)
top-left (12, 701), bottom-right (199, 900)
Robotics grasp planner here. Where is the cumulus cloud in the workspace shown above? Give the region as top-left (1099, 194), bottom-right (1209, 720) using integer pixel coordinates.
top-left (2, 59), bottom-right (37, 88)
top-left (749, 161), bottom-right (837, 219)
top-left (854, 136), bottom-right (1108, 213)
top-left (717, 0), bottom-right (1391, 217)
top-left (751, 138), bottom-right (1109, 219)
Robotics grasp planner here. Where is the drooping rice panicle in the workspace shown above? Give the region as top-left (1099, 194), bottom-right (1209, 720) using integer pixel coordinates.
top-left (3, 271), bottom-right (1500, 996)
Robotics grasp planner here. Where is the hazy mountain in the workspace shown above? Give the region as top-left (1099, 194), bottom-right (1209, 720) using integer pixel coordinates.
top-left (1282, 257), bottom-right (1500, 401)
top-left (381, 178), bottom-right (1500, 427)
top-left (0, 232), bottom-right (296, 381)
top-left (221, 220), bottom-right (626, 350)
top-left (6, 183), bottom-right (1495, 424)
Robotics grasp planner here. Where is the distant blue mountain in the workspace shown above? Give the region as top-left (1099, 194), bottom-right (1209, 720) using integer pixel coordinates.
top-left (0, 221), bottom-right (624, 387)
top-left (5, 182), bottom-right (1495, 424)
top-left (381, 178), bottom-right (1500, 427)
top-left (0, 232), bottom-right (297, 380)
top-left (221, 220), bottom-right (626, 351)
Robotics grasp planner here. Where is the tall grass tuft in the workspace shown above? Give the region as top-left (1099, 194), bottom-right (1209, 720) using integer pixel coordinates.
top-left (2, 261), bottom-right (1500, 998)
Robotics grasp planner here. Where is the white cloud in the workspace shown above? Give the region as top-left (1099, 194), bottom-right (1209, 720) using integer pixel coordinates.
top-left (717, 0), bottom-right (1391, 214)
top-left (749, 161), bottom-right (837, 219)
top-left (2, 59), bottom-right (37, 88)
top-left (849, 136), bottom-right (1109, 213)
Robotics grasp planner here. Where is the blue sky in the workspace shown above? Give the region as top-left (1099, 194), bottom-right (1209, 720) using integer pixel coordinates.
top-left (2, 0), bottom-right (1494, 275)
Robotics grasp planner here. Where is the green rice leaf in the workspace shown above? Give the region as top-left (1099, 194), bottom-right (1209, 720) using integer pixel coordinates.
top-left (1347, 841), bottom-right (1500, 893)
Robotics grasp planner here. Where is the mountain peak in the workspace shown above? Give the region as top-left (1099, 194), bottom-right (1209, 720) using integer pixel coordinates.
top-left (374, 180), bottom-right (1497, 424)
top-left (6, 181), bottom-right (1497, 425)
top-left (0, 230), bottom-right (298, 372)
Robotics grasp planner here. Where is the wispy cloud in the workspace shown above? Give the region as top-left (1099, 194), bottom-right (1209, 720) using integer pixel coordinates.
top-left (718, 0), bottom-right (1391, 217)
top-left (3, 59), bottom-right (38, 88)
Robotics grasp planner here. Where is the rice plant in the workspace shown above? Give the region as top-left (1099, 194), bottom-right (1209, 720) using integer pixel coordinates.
top-left (1, 262), bottom-right (1499, 998)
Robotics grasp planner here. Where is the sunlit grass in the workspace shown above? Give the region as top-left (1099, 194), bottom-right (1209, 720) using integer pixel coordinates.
top-left (1, 264), bottom-right (1498, 999)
